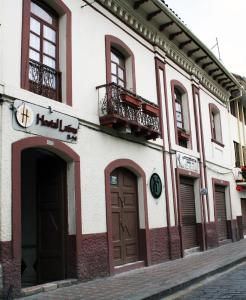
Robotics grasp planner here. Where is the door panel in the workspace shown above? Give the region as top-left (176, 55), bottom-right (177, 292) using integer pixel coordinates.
top-left (215, 185), bottom-right (228, 241)
top-left (111, 168), bottom-right (139, 266)
top-left (180, 177), bottom-right (198, 249)
top-left (37, 156), bottom-right (66, 283)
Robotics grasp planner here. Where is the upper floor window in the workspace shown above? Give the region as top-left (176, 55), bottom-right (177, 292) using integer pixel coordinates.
top-left (171, 80), bottom-right (192, 149)
top-left (230, 101), bottom-right (236, 117)
top-left (21, 0), bottom-right (72, 105)
top-left (234, 141), bottom-right (241, 168)
top-left (29, 1), bottom-right (59, 99)
top-left (105, 35), bottom-right (136, 93)
top-left (111, 48), bottom-right (126, 88)
top-left (209, 103), bottom-right (223, 147)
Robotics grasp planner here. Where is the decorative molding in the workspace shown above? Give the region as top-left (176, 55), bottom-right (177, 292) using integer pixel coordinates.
top-left (96, 0), bottom-right (231, 102)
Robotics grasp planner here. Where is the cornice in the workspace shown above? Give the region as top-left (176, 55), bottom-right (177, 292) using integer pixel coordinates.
top-left (96, 0), bottom-right (231, 102)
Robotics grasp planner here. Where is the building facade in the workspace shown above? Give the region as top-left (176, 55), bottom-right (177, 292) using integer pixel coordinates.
top-left (0, 0), bottom-right (246, 296)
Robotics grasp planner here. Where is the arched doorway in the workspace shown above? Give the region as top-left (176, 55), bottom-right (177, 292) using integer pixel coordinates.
top-left (10, 137), bottom-right (82, 293)
top-left (21, 148), bottom-right (67, 286)
top-left (105, 159), bottom-right (151, 274)
top-left (110, 168), bottom-right (140, 266)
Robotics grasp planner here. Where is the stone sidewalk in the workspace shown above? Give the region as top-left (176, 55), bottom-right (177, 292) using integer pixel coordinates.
top-left (19, 239), bottom-right (246, 300)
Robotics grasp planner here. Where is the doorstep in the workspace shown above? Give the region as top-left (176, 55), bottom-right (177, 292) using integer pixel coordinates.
top-left (114, 260), bottom-right (145, 274)
top-left (20, 279), bottom-right (78, 297)
top-left (184, 246), bottom-right (200, 256)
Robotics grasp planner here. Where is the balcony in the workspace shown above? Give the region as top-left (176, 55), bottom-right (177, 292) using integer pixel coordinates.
top-left (97, 83), bottom-right (160, 140)
top-left (29, 59), bottom-right (61, 101)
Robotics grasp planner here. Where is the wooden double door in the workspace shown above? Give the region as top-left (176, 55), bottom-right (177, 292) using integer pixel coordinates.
top-left (180, 177), bottom-right (198, 250)
top-left (37, 155), bottom-right (67, 283)
top-left (214, 185), bottom-right (228, 241)
top-left (110, 168), bottom-right (140, 266)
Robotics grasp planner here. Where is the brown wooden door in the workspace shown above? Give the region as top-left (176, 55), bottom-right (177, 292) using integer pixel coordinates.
top-left (215, 185), bottom-right (228, 241)
top-left (241, 199), bottom-right (246, 235)
top-left (180, 177), bottom-right (198, 249)
top-left (110, 168), bottom-right (139, 266)
top-left (37, 156), bottom-right (67, 283)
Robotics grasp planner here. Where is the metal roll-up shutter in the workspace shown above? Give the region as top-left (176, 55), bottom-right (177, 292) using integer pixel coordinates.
top-left (241, 199), bottom-right (246, 236)
top-left (180, 177), bottom-right (198, 249)
top-left (215, 185), bottom-right (228, 241)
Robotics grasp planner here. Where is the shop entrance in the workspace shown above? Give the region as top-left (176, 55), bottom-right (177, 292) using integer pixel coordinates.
top-left (110, 168), bottom-right (140, 266)
top-left (241, 199), bottom-right (246, 236)
top-left (215, 185), bottom-right (228, 241)
top-left (180, 177), bottom-right (198, 250)
top-left (21, 148), bottom-right (67, 287)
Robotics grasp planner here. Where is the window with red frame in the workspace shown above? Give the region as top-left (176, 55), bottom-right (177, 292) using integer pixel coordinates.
top-left (28, 1), bottom-right (60, 100)
top-left (110, 48), bottom-right (126, 88)
top-left (209, 103), bottom-right (223, 146)
top-left (175, 88), bottom-right (184, 130)
top-left (211, 111), bottom-right (216, 140)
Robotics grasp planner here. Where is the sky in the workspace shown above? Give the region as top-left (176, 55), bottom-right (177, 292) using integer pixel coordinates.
top-left (163, 0), bottom-right (246, 77)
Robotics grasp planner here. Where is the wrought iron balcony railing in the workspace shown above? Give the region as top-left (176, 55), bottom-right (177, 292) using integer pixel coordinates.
top-left (29, 59), bottom-right (61, 101)
top-left (96, 83), bottom-right (160, 140)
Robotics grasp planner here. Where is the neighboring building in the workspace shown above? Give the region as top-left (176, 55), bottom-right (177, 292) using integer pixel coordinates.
top-left (0, 0), bottom-right (245, 296)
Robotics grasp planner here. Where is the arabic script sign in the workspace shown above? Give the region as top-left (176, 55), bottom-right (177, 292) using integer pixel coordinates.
top-left (176, 152), bottom-right (199, 173)
top-left (13, 100), bottom-right (79, 143)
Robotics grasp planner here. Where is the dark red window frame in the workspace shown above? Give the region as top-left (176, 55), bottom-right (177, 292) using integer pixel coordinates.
top-left (171, 80), bottom-right (192, 149)
top-left (105, 35), bottom-right (136, 93)
top-left (209, 103), bottom-right (224, 147)
top-left (21, 0), bottom-right (72, 105)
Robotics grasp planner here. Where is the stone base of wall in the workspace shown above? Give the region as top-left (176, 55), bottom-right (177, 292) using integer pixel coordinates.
top-left (0, 241), bottom-right (21, 298)
top-left (227, 219), bottom-right (240, 242)
top-left (169, 226), bottom-right (181, 259)
top-left (237, 216), bottom-right (244, 240)
top-left (205, 222), bottom-right (219, 249)
top-left (77, 233), bottom-right (109, 280)
top-left (150, 227), bottom-right (169, 264)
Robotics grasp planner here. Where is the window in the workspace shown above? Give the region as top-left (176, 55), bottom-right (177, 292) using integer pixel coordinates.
top-left (21, 0), bottom-right (72, 105)
top-left (171, 80), bottom-right (191, 149)
top-left (110, 48), bottom-right (126, 88)
top-left (243, 107), bottom-right (246, 125)
top-left (234, 141), bottom-right (241, 168)
top-left (209, 103), bottom-right (223, 146)
top-left (105, 35), bottom-right (136, 92)
top-left (230, 101), bottom-right (236, 117)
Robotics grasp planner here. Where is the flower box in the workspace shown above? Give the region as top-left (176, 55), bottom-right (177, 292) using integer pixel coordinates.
top-left (120, 93), bottom-right (142, 108)
top-left (142, 103), bottom-right (159, 116)
top-left (178, 129), bottom-right (190, 141)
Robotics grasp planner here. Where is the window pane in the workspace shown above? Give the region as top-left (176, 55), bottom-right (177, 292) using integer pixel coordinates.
top-left (43, 40), bottom-right (56, 57)
top-left (43, 55), bottom-right (56, 69)
top-left (43, 26), bottom-right (56, 43)
top-left (30, 33), bottom-right (40, 50)
top-left (175, 102), bottom-right (181, 112)
top-left (29, 49), bottom-right (40, 62)
top-left (177, 121), bottom-right (183, 129)
top-left (118, 80), bottom-right (125, 87)
top-left (118, 68), bottom-right (124, 80)
top-left (111, 52), bottom-right (120, 64)
top-left (176, 112), bottom-right (182, 122)
top-left (30, 17), bottom-right (40, 35)
top-left (111, 75), bottom-right (117, 84)
top-left (111, 63), bottom-right (117, 75)
top-left (31, 2), bottom-right (53, 24)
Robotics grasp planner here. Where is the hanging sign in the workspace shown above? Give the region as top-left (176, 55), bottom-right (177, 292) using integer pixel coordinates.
top-left (176, 152), bottom-right (199, 173)
top-left (150, 173), bottom-right (162, 199)
top-left (13, 100), bottom-right (79, 143)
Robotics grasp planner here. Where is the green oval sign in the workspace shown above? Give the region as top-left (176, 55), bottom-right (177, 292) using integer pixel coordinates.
top-left (150, 173), bottom-right (162, 199)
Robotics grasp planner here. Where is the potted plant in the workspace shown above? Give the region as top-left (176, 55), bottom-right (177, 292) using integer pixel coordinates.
top-left (142, 102), bottom-right (159, 116)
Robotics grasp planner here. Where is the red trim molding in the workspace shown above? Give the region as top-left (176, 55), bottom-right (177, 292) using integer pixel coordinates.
top-left (21, 0), bottom-right (72, 105)
top-left (105, 35), bottom-right (136, 93)
top-left (104, 159), bottom-right (151, 274)
top-left (11, 136), bottom-right (82, 292)
top-left (171, 80), bottom-right (192, 149)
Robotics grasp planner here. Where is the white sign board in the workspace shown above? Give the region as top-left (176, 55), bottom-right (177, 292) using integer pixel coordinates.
top-left (176, 152), bottom-right (199, 173)
top-left (13, 100), bottom-right (79, 143)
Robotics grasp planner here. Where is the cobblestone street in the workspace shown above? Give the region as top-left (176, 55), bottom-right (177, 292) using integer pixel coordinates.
top-left (174, 262), bottom-right (246, 300)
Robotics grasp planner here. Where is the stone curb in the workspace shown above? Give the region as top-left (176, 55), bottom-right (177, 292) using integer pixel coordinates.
top-left (141, 256), bottom-right (246, 300)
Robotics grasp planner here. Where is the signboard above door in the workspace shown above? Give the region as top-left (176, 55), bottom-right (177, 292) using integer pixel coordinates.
top-left (176, 151), bottom-right (199, 173)
top-left (13, 100), bottom-right (79, 143)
